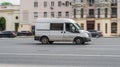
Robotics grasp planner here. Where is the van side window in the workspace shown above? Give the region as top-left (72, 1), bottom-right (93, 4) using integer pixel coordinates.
top-left (66, 23), bottom-right (78, 33)
top-left (50, 23), bottom-right (63, 30)
top-left (66, 23), bottom-right (71, 32)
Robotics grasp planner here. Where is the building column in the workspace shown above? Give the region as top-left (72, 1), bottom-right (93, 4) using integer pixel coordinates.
top-left (6, 13), bottom-right (14, 31)
top-left (117, 19), bottom-right (120, 36)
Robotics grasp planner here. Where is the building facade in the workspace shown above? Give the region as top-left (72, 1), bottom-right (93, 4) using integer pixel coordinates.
top-left (0, 5), bottom-right (20, 31)
top-left (20, 0), bottom-right (120, 37)
top-left (73, 0), bottom-right (119, 37)
top-left (20, 0), bottom-right (73, 31)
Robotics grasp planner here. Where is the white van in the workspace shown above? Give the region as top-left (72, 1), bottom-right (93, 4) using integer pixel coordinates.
top-left (34, 18), bottom-right (91, 44)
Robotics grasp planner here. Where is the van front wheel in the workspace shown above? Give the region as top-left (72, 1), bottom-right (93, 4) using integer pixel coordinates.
top-left (41, 37), bottom-right (49, 44)
top-left (74, 38), bottom-right (85, 45)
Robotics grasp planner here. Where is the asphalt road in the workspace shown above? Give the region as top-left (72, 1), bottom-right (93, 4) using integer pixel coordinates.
top-left (0, 38), bottom-right (120, 67)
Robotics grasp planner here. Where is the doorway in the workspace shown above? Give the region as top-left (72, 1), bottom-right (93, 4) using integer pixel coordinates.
top-left (0, 17), bottom-right (6, 31)
top-left (87, 21), bottom-right (95, 30)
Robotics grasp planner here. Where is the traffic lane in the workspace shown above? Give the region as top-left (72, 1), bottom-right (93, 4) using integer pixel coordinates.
top-left (0, 38), bottom-right (120, 67)
top-left (1, 37), bottom-right (120, 45)
top-left (0, 53), bottom-right (120, 67)
top-left (0, 43), bottom-right (120, 55)
top-left (0, 38), bottom-right (120, 55)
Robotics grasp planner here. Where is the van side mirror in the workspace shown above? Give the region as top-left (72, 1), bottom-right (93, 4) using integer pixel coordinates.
top-left (75, 29), bottom-right (79, 33)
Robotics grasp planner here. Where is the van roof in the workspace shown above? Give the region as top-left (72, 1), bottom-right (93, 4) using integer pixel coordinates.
top-left (36, 18), bottom-right (76, 23)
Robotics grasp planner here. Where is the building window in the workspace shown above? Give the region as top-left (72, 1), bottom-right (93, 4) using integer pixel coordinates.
top-left (81, 8), bottom-right (84, 18)
top-left (111, 8), bottom-right (117, 18)
top-left (51, 1), bottom-right (54, 7)
top-left (74, 9), bottom-right (76, 18)
top-left (34, 12), bottom-right (38, 19)
top-left (34, 2), bottom-right (38, 7)
top-left (50, 23), bottom-right (63, 30)
top-left (73, 0), bottom-right (76, 3)
top-left (58, 12), bottom-right (62, 17)
top-left (51, 12), bottom-right (54, 17)
top-left (105, 8), bottom-right (108, 18)
top-left (111, 0), bottom-right (117, 6)
top-left (66, 12), bottom-right (69, 18)
top-left (97, 23), bottom-right (100, 31)
top-left (44, 1), bottom-right (47, 7)
top-left (65, 1), bottom-right (70, 7)
top-left (15, 16), bottom-right (19, 20)
top-left (89, 9), bottom-right (94, 18)
top-left (98, 8), bottom-right (100, 18)
top-left (111, 22), bottom-right (117, 33)
top-left (44, 12), bottom-right (47, 17)
top-left (105, 23), bottom-right (108, 33)
top-left (105, 0), bottom-right (108, 2)
top-left (89, 0), bottom-right (95, 6)
top-left (81, 0), bottom-right (83, 2)
top-left (58, 1), bottom-right (62, 7)
top-left (81, 23), bottom-right (84, 29)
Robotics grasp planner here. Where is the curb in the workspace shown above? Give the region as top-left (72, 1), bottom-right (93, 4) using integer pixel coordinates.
top-left (16, 36), bottom-right (34, 38)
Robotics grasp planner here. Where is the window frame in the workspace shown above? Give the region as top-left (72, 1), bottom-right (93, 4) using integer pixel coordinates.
top-left (44, 12), bottom-right (47, 17)
top-left (34, 2), bottom-right (38, 7)
top-left (111, 22), bottom-right (117, 33)
top-left (58, 1), bottom-right (62, 7)
top-left (50, 23), bottom-right (63, 31)
top-left (44, 1), bottom-right (47, 7)
top-left (65, 23), bottom-right (79, 33)
top-left (51, 1), bottom-right (54, 7)
top-left (34, 12), bottom-right (38, 19)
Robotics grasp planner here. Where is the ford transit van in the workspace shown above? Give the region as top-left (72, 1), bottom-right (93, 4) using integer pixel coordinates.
top-left (34, 18), bottom-right (91, 44)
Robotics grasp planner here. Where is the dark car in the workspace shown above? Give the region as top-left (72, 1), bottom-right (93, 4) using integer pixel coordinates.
top-left (17, 31), bottom-right (33, 36)
top-left (88, 30), bottom-right (103, 38)
top-left (0, 31), bottom-right (17, 38)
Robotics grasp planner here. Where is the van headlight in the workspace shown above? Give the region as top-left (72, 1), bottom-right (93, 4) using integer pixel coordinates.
top-left (84, 33), bottom-right (89, 37)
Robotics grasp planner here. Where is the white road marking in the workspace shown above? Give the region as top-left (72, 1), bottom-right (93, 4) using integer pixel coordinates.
top-left (0, 53), bottom-right (120, 58)
top-left (0, 64), bottom-right (79, 67)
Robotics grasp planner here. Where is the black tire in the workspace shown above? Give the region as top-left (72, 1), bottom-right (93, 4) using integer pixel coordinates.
top-left (49, 41), bottom-right (54, 44)
top-left (74, 37), bottom-right (85, 45)
top-left (41, 37), bottom-right (49, 44)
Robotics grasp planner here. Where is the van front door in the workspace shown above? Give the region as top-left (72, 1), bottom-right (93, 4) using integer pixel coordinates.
top-left (49, 23), bottom-right (64, 41)
top-left (63, 23), bottom-right (79, 41)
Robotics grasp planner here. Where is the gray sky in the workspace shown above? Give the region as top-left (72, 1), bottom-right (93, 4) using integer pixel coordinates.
top-left (0, 0), bottom-right (20, 5)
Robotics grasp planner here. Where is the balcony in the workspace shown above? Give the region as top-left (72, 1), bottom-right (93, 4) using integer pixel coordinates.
top-left (89, 3), bottom-right (95, 6)
top-left (87, 15), bottom-right (95, 18)
top-left (72, 2), bottom-right (86, 7)
top-left (111, 15), bottom-right (117, 18)
top-left (111, 3), bottom-right (117, 6)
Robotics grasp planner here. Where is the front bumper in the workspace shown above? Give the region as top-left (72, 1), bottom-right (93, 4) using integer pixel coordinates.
top-left (83, 37), bottom-right (91, 42)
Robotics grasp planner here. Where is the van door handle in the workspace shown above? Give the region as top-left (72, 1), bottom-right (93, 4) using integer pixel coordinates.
top-left (61, 32), bottom-right (63, 33)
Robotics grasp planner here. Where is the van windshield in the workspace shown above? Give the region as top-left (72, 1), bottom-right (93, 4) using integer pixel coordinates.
top-left (74, 23), bottom-right (83, 30)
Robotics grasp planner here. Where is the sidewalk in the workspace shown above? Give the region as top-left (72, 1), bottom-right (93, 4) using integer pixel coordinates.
top-left (103, 36), bottom-right (120, 38)
top-left (16, 36), bottom-right (34, 38)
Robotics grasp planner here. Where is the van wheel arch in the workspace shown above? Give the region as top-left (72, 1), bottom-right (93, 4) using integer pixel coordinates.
top-left (40, 36), bottom-right (49, 41)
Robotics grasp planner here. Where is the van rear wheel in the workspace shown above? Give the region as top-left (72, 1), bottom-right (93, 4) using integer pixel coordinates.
top-left (74, 38), bottom-right (85, 45)
top-left (41, 37), bottom-right (49, 44)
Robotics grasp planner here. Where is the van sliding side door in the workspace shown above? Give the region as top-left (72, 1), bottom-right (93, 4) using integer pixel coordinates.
top-left (49, 23), bottom-right (64, 41)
